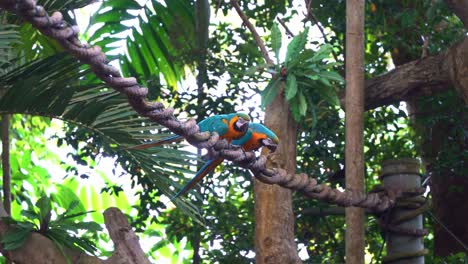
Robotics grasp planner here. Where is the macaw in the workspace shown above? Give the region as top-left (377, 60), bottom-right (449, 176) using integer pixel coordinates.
top-left (129, 113), bottom-right (251, 150)
top-left (231, 123), bottom-right (279, 152)
top-left (172, 123), bottom-right (279, 199)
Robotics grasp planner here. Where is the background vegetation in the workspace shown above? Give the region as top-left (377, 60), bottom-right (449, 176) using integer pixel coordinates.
top-left (0, 0), bottom-right (466, 263)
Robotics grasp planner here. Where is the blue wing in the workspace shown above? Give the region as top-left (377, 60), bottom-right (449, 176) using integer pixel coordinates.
top-left (232, 128), bottom-right (252, 146)
top-left (198, 115), bottom-right (229, 136)
top-left (128, 114), bottom-right (239, 150)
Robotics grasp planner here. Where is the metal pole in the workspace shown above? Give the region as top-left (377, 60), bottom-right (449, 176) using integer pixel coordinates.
top-left (382, 158), bottom-right (424, 264)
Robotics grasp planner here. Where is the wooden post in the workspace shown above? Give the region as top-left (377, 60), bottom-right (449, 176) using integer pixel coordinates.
top-left (382, 159), bottom-right (424, 264)
top-left (345, 0), bottom-right (365, 263)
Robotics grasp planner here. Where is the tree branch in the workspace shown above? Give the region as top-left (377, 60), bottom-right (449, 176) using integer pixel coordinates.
top-left (341, 36), bottom-right (468, 110)
top-left (230, 0), bottom-right (274, 64)
top-left (276, 17), bottom-right (294, 37)
top-left (104, 208), bottom-right (151, 264)
top-left (307, 10), bottom-right (340, 63)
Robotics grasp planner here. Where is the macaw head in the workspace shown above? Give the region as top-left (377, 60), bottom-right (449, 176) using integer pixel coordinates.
top-left (251, 123), bottom-right (279, 153)
top-left (231, 113), bottom-right (250, 136)
top-left (235, 123), bottom-right (279, 152)
top-left (260, 134), bottom-right (279, 153)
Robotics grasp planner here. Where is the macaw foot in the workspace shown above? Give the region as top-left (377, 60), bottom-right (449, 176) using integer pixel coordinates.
top-left (214, 139), bottom-right (229, 151)
top-left (240, 148), bottom-right (250, 161)
top-left (226, 141), bottom-right (242, 151)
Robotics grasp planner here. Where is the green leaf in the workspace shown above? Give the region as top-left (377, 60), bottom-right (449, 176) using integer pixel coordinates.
top-left (309, 44), bottom-right (333, 62)
top-left (285, 27), bottom-right (309, 66)
top-left (59, 211), bottom-right (96, 221)
top-left (92, 9), bottom-right (135, 24)
top-left (94, 0), bottom-right (196, 89)
top-left (0, 24), bottom-right (21, 65)
top-left (72, 221), bottom-right (102, 232)
top-left (152, 239), bottom-right (169, 251)
top-left (245, 63), bottom-right (274, 75)
top-left (316, 71), bottom-right (344, 83)
top-left (261, 77), bottom-right (282, 108)
top-left (309, 103), bottom-right (318, 128)
top-left (20, 210), bottom-right (39, 221)
top-left (285, 74), bottom-right (298, 100)
top-left (317, 76), bottom-right (331, 86)
top-left (102, 0), bottom-right (141, 9)
top-left (36, 196), bottom-right (52, 221)
top-left (67, 200), bottom-right (80, 213)
top-left (289, 96), bottom-right (301, 121)
top-left (70, 236), bottom-right (98, 255)
top-left (270, 23), bottom-right (282, 64)
top-left (16, 221), bottom-right (36, 230)
top-left (159, 245), bottom-right (173, 258)
top-left (298, 92), bottom-right (308, 116)
top-left (315, 85), bottom-right (340, 106)
top-left (287, 49), bottom-right (315, 68)
top-left (1, 228), bottom-right (32, 250)
top-left (47, 233), bottom-right (72, 264)
top-left (400, 10), bottom-right (416, 28)
top-left (51, 185), bottom-right (86, 219)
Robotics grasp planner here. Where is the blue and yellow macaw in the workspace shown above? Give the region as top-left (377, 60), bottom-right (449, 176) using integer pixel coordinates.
top-left (231, 123), bottom-right (279, 152)
top-left (129, 113), bottom-right (251, 150)
top-left (172, 123), bottom-right (279, 199)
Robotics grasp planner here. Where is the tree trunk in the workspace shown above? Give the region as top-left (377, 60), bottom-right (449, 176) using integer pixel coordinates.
top-left (1, 114), bottom-right (11, 214)
top-left (432, 169), bottom-right (468, 255)
top-left (254, 85), bottom-right (301, 264)
top-left (193, 1), bottom-right (210, 262)
top-left (1, 114), bottom-right (12, 264)
top-left (345, 0), bottom-right (365, 263)
top-left (408, 97), bottom-right (468, 256)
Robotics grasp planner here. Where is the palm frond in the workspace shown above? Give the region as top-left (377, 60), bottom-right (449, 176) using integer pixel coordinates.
top-left (39, 0), bottom-right (97, 11)
top-left (87, 0), bottom-right (196, 89)
top-left (4, 0), bottom-right (96, 61)
top-left (0, 24), bottom-right (21, 71)
top-left (0, 53), bottom-right (201, 220)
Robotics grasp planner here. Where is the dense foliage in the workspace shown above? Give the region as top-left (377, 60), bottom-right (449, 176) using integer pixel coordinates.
top-left (0, 0), bottom-right (466, 263)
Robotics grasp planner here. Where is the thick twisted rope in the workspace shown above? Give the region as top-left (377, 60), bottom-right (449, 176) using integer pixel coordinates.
top-left (1, 0), bottom-right (396, 212)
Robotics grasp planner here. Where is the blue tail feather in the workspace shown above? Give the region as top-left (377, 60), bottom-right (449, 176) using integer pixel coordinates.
top-left (171, 158), bottom-right (224, 200)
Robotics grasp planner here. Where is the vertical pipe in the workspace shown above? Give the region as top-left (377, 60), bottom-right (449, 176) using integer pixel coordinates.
top-left (345, 0), bottom-right (365, 263)
top-left (382, 159), bottom-right (424, 264)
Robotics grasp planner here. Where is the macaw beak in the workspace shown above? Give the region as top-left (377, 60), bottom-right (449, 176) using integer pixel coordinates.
top-left (261, 138), bottom-right (278, 153)
top-left (234, 117), bottom-right (249, 134)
